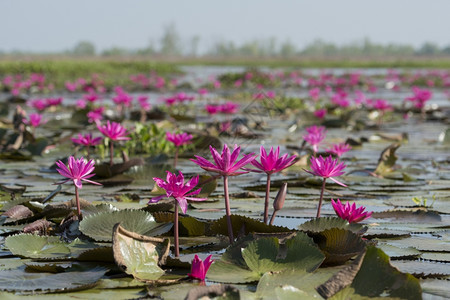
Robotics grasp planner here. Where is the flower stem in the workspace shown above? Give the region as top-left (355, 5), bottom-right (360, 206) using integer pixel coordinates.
top-left (223, 176), bottom-right (234, 244)
top-left (174, 199), bottom-right (180, 257)
top-left (109, 140), bottom-right (114, 166)
top-left (75, 186), bottom-right (81, 219)
top-left (316, 178), bottom-right (327, 218)
top-left (174, 147), bottom-right (179, 168)
top-left (86, 146), bottom-right (91, 160)
top-left (269, 210), bottom-right (277, 225)
top-left (263, 173), bottom-right (271, 224)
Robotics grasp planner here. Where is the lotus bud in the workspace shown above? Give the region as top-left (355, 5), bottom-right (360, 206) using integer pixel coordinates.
top-left (273, 182), bottom-right (287, 211)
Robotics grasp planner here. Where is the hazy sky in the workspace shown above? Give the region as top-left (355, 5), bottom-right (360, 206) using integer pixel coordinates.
top-left (1, 0), bottom-right (449, 52)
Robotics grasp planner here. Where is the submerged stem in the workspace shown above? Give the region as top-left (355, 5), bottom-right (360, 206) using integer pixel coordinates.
top-left (316, 178), bottom-right (327, 218)
top-left (263, 173), bottom-right (271, 224)
top-left (109, 140), bottom-right (114, 166)
top-left (174, 199), bottom-right (179, 257)
top-left (75, 186), bottom-right (81, 219)
top-left (223, 176), bottom-right (234, 244)
top-left (174, 147), bottom-right (179, 168)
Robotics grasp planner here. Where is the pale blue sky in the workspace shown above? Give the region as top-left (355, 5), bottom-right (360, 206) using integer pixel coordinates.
top-left (1, 0), bottom-right (449, 52)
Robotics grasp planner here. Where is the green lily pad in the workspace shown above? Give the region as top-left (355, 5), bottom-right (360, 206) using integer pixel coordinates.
top-left (79, 209), bottom-right (171, 242)
top-left (0, 258), bottom-right (27, 271)
top-left (299, 217), bottom-right (367, 235)
top-left (376, 243), bottom-right (421, 259)
top-left (0, 266), bottom-right (107, 293)
top-left (24, 261), bottom-right (72, 273)
top-left (211, 214), bottom-right (291, 238)
top-left (112, 223), bottom-right (169, 281)
top-left (313, 228), bottom-right (367, 265)
top-left (208, 233), bottom-right (324, 283)
top-left (330, 246), bottom-right (422, 299)
top-left (421, 278), bottom-right (450, 299)
top-left (256, 269), bottom-right (336, 300)
top-left (390, 260), bottom-right (450, 278)
top-left (5, 234), bottom-right (70, 259)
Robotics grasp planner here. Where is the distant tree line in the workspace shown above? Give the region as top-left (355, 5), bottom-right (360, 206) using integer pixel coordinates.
top-left (1, 23), bottom-right (449, 58)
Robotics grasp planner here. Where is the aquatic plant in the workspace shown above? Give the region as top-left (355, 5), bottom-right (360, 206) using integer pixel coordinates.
top-left (71, 133), bottom-right (102, 159)
top-left (191, 144), bottom-right (256, 243)
top-left (326, 143), bottom-right (352, 158)
top-left (23, 113), bottom-right (46, 129)
top-left (150, 171), bottom-right (205, 257)
top-left (188, 254), bottom-right (214, 282)
top-left (97, 121), bottom-right (130, 166)
top-left (166, 132), bottom-right (193, 168)
top-left (249, 146), bottom-right (296, 224)
top-left (304, 155), bottom-right (347, 218)
top-left (303, 125), bottom-right (327, 155)
top-left (55, 156), bottom-right (101, 218)
top-left (331, 199), bottom-right (372, 223)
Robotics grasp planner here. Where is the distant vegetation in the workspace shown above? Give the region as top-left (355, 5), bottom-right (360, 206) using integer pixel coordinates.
top-left (1, 23), bottom-right (449, 60)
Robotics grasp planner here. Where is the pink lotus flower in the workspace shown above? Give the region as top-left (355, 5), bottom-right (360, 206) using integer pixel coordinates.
top-left (97, 120), bottom-right (130, 141)
top-left (309, 87), bottom-right (320, 101)
top-left (305, 155), bottom-right (347, 187)
top-left (331, 199), bottom-right (372, 223)
top-left (28, 99), bottom-right (48, 111)
top-left (305, 155), bottom-right (347, 218)
top-left (113, 91), bottom-right (133, 107)
top-left (76, 99), bottom-right (87, 109)
top-left (303, 126), bottom-right (327, 154)
top-left (219, 102), bottom-right (239, 114)
top-left (71, 133), bottom-right (102, 147)
top-left (97, 121), bottom-right (130, 166)
top-left (166, 132), bottom-right (193, 167)
top-left (406, 87), bottom-right (432, 109)
top-left (150, 171), bottom-right (206, 257)
top-left (314, 108), bottom-right (327, 119)
top-left (326, 143), bottom-right (352, 157)
top-left (191, 144), bottom-right (256, 243)
top-left (166, 132), bottom-right (193, 147)
top-left (251, 146), bottom-right (297, 175)
top-left (205, 104), bottom-right (219, 115)
top-left (371, 99), bottom-right (392, 112)
top-left (137, 96), bottom-right (151, 111)
top-left (55, 156), bottom-right (101, 189)
top-left (188, 255), bottom-right (214, 281)
top-left (198, 88), bottom-right (209, 96)
top-left (45, 97), bottom-right (63, 107)
top-left (23, 113), bottom-right (46, 128)
top-left (83, 92), bottom-right (100, 103)
top-left (191, 144), bottom-right (256, 177)
top-left (150, 171), bottom-right (205, 214)
top-left (87, 107), bottom-right (104, 123)
top-left (65, 81), bottom-right (77, 92)
top-left (55, 156), bottom-right (101, 218)
top-left (249, 146), bottom-right (297, 224)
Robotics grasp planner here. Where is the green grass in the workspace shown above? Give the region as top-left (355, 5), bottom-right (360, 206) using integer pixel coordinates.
top-left (0, 59), bottom-right (180, 89)
top-left (0, 57), bottom-right (449, 90)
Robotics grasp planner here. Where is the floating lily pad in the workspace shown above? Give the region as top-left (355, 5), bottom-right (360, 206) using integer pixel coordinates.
top-left (112, 224), bottom-right (169, 281)
top-left (390, 260), bottom-right (450, 278)
top-left (331, 246), bottom-right (422, 299)
top-left (0, 266), bottom-right (107, 293)
top-left (79, 209), bottom-right (171, 242)
top-left (421, 278), bottom-right (450, 299)
top-left (211, 214), bottom-right (291, 238)
top-left (313, 228), bottom-right (367, 265)
top-left (208, 233), bottom-right (324, 283)
top-left (5, 234), bottom-right (70, 259)
top-left (298, 217), bottom-right (366, 235)
top-left (376, 243), bottom-right (421, 259)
